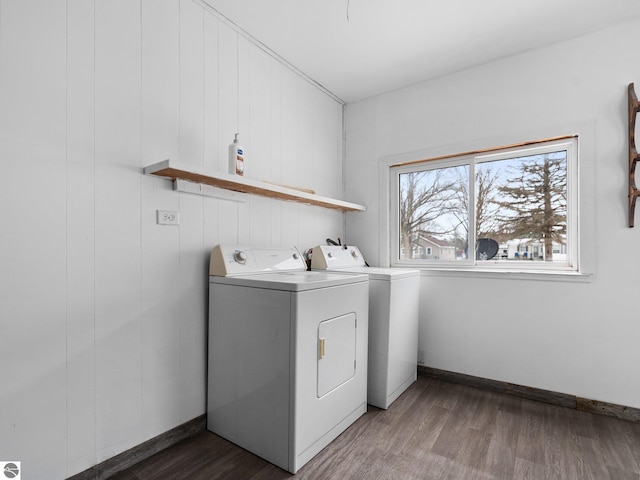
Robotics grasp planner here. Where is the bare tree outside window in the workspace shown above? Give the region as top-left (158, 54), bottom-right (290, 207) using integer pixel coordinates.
top-left (398, 166), bottom-right (466, 259)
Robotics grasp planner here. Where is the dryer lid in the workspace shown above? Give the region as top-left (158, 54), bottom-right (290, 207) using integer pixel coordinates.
top-left (209, 270), bottom-right (368, 291)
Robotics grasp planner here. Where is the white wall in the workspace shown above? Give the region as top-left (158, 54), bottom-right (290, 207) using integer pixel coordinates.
top-left (0, 0), bottom-right (345, 478)
top-left (345, 20), bottom-right (640, 409)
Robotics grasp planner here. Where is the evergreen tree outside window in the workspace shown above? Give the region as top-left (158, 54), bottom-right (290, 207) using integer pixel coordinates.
top-left (390, 137), bottom-right (578, 271)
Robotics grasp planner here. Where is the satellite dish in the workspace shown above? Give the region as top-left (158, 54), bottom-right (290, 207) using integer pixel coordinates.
top-left (476, 238), bottom-right (499, 260)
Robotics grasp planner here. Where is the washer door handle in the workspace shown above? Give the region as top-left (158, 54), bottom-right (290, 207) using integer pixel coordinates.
top-left (318, 338), bottom-right (326, 359)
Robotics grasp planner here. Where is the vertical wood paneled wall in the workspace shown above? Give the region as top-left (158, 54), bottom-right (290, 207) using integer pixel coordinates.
top-left (0, 0), bottom-right (345, 478)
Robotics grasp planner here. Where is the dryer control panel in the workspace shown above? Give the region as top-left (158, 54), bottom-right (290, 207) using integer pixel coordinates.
top-left (210, 244), bottom-right (307, 276)
top-left (311, 245), bottom-right (366, 270)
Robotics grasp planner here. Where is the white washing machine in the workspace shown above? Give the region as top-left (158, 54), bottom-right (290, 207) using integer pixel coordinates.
top-left (311, 245), bottom-right (420, 409)
top-left (207, 244), bottom-right (369, 474)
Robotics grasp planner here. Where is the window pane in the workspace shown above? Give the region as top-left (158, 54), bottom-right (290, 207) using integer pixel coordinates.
top-left (398, 165), bottom-right (468, 261)
top-left (475, 151), bottom-right (567, 262)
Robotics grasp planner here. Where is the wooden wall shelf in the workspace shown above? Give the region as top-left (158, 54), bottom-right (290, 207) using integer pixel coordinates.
top-left (143, 160), bottom-right (366, 212)
top-left (629, 83), bottom-right (640, 227)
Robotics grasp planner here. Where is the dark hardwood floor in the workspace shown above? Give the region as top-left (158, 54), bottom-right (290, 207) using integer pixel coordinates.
top-left (110, 376), bottom-right (640, 479)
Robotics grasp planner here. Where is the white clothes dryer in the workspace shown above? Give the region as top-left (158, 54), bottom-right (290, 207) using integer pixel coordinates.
top-left (311, 245), bottom-right (420, 409)
top-left (207, 244), bottom-right (369, 473)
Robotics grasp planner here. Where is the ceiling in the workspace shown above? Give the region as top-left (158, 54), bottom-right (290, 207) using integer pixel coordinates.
top-left (203, 0), bottom-right (640, 103)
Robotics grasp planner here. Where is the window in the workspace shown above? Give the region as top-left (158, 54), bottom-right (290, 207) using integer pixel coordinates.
top-left (390, 137), bottom-right (578, 271)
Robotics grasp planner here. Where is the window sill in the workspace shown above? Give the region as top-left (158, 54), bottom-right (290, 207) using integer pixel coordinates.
top-left (412, 266), bottom-right (593, 283)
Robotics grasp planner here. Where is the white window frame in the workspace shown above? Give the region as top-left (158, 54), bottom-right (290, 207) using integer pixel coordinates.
top-left (389, 137), bottom-right (579, 273)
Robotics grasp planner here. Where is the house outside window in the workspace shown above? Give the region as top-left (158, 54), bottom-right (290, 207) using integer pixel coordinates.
top-left (390, 137), bottom-right (578, 272)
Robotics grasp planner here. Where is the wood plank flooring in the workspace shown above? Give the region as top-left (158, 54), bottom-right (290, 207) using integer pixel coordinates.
top-left (109, 376), bottom-right (640, 479)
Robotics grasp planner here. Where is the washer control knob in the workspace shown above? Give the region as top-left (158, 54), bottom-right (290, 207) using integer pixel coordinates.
top-left (233, 250), bottom-right (247, 264)
top-left (328, 252), bottom-right (334, 258)
top-left (351, 250), bottom-right (359, 259)
top-left (292, 253), bottom-right (300, 260)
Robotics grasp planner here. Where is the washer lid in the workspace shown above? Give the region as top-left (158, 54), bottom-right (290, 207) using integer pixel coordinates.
top-left (311, 245), bottom-right (420, 280)
top-left (317, 265), bottom-right (420, 281)
top-left (209, 270), bottom-right (368, 292)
